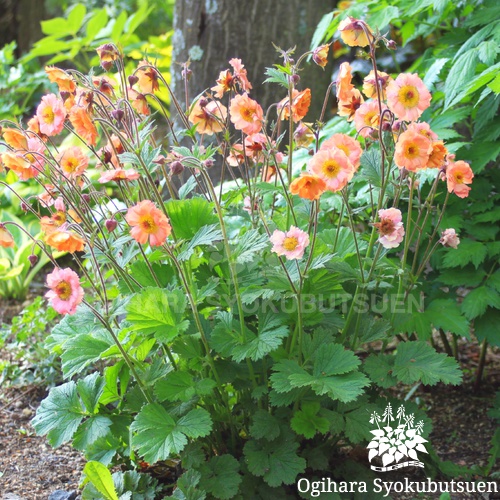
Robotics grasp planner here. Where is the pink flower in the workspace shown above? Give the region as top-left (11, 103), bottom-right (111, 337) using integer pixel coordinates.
top-left (446, 160), bottom-right (474, 198)
top-left (374, 208), bottom-right (405, 249)
top-left (229, 58), bottom-right (252, 93)
top-left (229, 93), bottom-right (263, 135)
top-left (125, 200), bottom-right (171, 246)
top-left (308, 148), bottom-right (354, 192)
top-left (58, 146), bottom-right (89, 179)
top-left (386, 73), bottom-right (431, 122)
top-left (36, 94), bottom-right (67, 136)
top-left (270, 226), bottom-right (310, 260)
top-left (440, 228), bottom-right (460, 249)
top-left (394, 129), bottom-right (432, 171)
top-left (45, 267), bottom-right (84, 315)
top-left (321, 133), bottom-right (363, 171)
top-left (354, 100), bottom-right (388, 138)
top-left (98, 168), bottom-right (140, 183)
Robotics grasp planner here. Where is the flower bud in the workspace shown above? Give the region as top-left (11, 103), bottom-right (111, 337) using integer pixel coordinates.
top-left (96, 43), bottom-right (119, 71)
top-left (105, 219), bottom-right (117, 232)
top-left (111, 109), bottom-right (124, 122)
top-left (312, 44), bottom-right (330, 68)
top-left (182, 68), bottom-right (192, 81)
top-left (198, 97), bottom-right (208, 108)
top-left (28, 254), bottom-right (38, 267)
top-left (128, 75), bottom-right (139, 87)
top-left (381, 121), bottom-right (392, 132)
top-left (82, 194), bottom-right (91, 204)
top-left (21, 202), bottom-right (29, 212)
top-left (386, 40), bottom-right (397, 50)
top-left (170, 161), bottom-right (184, 175)
top-left (203, 159), bottom-right (214, 169)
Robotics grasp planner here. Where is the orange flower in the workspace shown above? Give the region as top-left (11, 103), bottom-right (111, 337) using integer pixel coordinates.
top-left (45, 66), bottom-right (76, 93)
top-left (277, 89), bottom-right (311, 123)
top-left (394, 129), bottom-right (432, 171)
top-left (69, 106), bottom-right (98, 146)
top-left (229, 93), bottom-right (263, 135)
top-left (126, 200), bottom-right (171, 247)
top-left (338, 17), bottom-right (372, 47)
top-left (188, 99), bottom-right (227, 135)
top-left (1, 137), bottom-right (46, 180)
top-left (229, 58), bottom-right (252, 93)
top-left (308, 148), bottom-right (354, 192)
top-left (226, 143), bottom-right (245, 166)
top-left (321, 133), bottom-right (362, 170)
top-left (338, 89), bottom-right (364, 122)
top-left (2, 128), bottom-right (28, 150)
top-left (58, 146), bottom-right (89, 179)
top-left (312, 44), bottom-right (330, 68)
top-left (336, 62), bottom-right (355, 102)
top-left (136, 61), bottom-right (160, 94)
top-left (362, 70), bottom-right (391, 100)
top-left (96, 43), bottom-right (120, 71)
top-left (290, 174), bottom-right (327, 200)
top-left (211, 69), bottom-right (234, 99)
top-left (353, 101), bottom-right (388, 138)
top-left (98, 168), bottom-right (140, 183)
top-left (427, 141), bottom-right (448, 169)
top-left (406, 121), bottom-right (438, 141)
top-left (446, 161), bottom-right (473, 198)
top-left (128, 88), bottom-right (150, 116)
top-left (27, 116), bottom-right (48, 141)
top-left (0, 224), bottom-right (15, 248)
top-left (44, 224), bottom-right (86, 253)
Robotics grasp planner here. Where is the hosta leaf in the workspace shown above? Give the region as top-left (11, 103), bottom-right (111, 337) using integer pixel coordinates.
top-left (32, 381), bottom-right (83, 447)
top-left (243, 432), bottom-right (306, 487)
top-left (198, 455), bottom-right (242, 500)
top-left (393, 342), bottom-right (462, 386)
top-left (126, 287), bottom-right (188, 342)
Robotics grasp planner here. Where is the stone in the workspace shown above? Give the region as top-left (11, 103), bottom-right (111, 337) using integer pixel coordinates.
top-left (48, 491), bottom-right (79, 500)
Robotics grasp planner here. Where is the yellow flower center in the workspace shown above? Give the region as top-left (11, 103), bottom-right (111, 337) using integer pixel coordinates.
top-left (63, 158), bottom-right (78, 173)
top-left (283, 236), bottom-right (299, 251)
top-left (52, 211), bottom-right (67, 226)
top-left (454, 173), bottom-right (463, 184)
top-left (398, 85), bottom-right (420, 107)
top-left (337, 144), bottom-right (350, 157)
top-left (322, 160), bottom-right (340, 178)
top-left (241, 107), bottom-right (255, 122)
top-left (55, 280), bottom-right (71, 300)
top-left (42, 107), bottom-right (55, 124)
top-left (25, 154), bottom-right (36, 164)
top-left (140, 215), bottom-right (157, 233)
top-left (404, 143), bottom-right (419, 158)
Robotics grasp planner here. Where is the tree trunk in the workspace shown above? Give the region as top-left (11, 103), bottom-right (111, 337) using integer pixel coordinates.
top-left (0, 0), bottom-right (44, 55)
top-left (171, 0), bottom-right (336, 118)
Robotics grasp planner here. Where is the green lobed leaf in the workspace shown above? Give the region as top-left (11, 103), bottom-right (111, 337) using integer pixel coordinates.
top-left (32, 381), bottom-right (83, 447)
top-left (198, 455), bottom-right (242, 500)
top-left (441, 239), bottom-right (488, 269)
top-left (393, 341), bottom-right (462, 386)
top-left (126, 287), bottom-right (188, 342)
top-left (233, 229), bottom-right (270, 264)
top-left (178, 224), bottom-right (223, 261)
top-left (424, 299), bottom-right (470, 338)
top-left (444, 49), bottom-right (479, 109)
top-left (313, 343), bottom-right (360, 377)
top-left (73, 416), bottom-right (113, 451)
top-left (474, 309), bottom-right (500, 346)
top-left (165, 198), bottom-right (217, 240)
top-left (364, 353), bottom-right (397, 389)
top-left (291, 402), bottom-right (330, 439)
top-left (77, 372), bottom-right (106, 414)
top-left (461, 286), bottom-right (500, 320)
top-left (243, 432), bottom-right (306, 487)
top-left (250, 410), bottom-right (281, 441)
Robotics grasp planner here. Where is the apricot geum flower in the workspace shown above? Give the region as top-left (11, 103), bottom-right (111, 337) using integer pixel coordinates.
top-left (45, 66), bottom-right (76, 93)
top-left (336, 62), bottom-right (355, 102)
top-left (353, 100), bottom-right (388, 138)
top-left (42, 221), bottom-right (86, 253)
top-left (308, 147), bottom-right (354, 192)
top-left (229, 93), bottom-right (263, 135)
top-left (0, 224), bottom-right (15, 248)
top-left (125, 200), bottom-right (172, 247)
top-left (362, 70), bottom-right (392, 100)
top-left (277, 89), bottom-right (312, 123)
top-left (312, 44), bottom-right (330, 68)
top-left (394, 128), bottom-right (432, 171)
top-left (69, 106), bottom-right (98, 146)
top-left (188, 99), bottom-right (227, 135)
top-left (386, 73), bottom-right (431, 122)
top-left (290, 174), bottom-right (327, 200)
top-left (321, 133), bottom-right (362, 171)
top-left (2, 128), bottom-right (28, 150)
top-left (270, 226), bottom-right (310, 260)
top-left (338, 17), bottom-right (372, 47)
top-left (45, 267), bottom-right (84, 315)
top-left (446, 160), bottom-right (474, 198)
top-left (98, 168), bottom-right (140, 183)
top-left (440, 228), bottom-right (460, 249)
top-left (1, 137), bottom-right (46, 180)
top-left (57, 146), bottom-right (89, 179)
top-left (374, 208), bottom-right (405, 249)
top-left (136, 60), bottom-right (160, 94)
top-left (211, 58), bottom-right (252, 98)
top-left (36, 94), bottom-right (67, 136)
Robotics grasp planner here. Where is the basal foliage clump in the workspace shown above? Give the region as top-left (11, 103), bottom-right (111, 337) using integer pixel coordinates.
top-left (0, 14), bottom-right (482, 498)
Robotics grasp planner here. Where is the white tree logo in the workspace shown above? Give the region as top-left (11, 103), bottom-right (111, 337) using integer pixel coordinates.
top-left (367, 403), bottom-right (428, 472)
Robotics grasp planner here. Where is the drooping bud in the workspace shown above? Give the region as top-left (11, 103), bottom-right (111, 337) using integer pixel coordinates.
top-left (203, 159), bottom-right (214, 169)
top-left (290, 74), bottom-right (300, 85)
top-left (21, 201), bottom-right (29, 212)
top-left (111, 109), bottom-right (124, 123)
top-left (96, 43), bottom-right (119, 71)
top-left (170, 161), bottom-right (184, 175)
top-left (128, 75), bottom-right (139, 87)
top-left (82, 194), bottom-right (91, 204)
top-left (105, 219), bottom-right (117, 232)
top-left (386, 40), bottom-right (397, 50)
top-left (28, 254), bottom-right (38, 267)
top-left (312, 44), bottom-right (330, 68)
